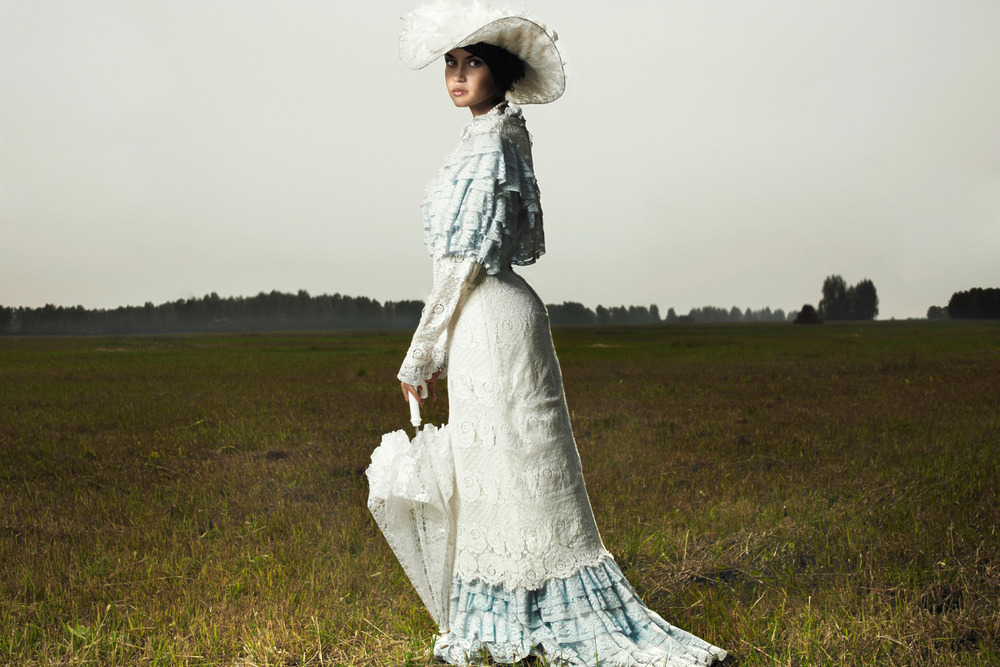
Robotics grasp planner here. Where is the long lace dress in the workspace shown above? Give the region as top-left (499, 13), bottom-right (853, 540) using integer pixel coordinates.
top-left (396, 105), bottom-right (726, 666)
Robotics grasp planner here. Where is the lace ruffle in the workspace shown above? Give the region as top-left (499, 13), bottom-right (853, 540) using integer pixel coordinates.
top-left (423, 107), bottom-right (544, 275)
top-left (367, 424), bottom-right (456, 629)
top-left (434, 556), bottom-right (727, 666)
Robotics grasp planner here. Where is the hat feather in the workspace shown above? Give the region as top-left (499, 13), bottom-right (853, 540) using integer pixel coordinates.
top-left (400, 0), bottom-right (511, 67)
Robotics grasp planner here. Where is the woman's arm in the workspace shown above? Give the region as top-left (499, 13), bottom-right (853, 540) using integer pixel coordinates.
top-left (398, 254), bottom-right (484, 404)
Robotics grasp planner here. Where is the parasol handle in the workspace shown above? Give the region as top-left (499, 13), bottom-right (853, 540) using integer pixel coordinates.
top-left (408, 392), bottom-right (422, 429)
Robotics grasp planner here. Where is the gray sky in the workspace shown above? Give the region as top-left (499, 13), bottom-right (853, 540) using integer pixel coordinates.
top-left (2, 0), bottom-right (998, 319)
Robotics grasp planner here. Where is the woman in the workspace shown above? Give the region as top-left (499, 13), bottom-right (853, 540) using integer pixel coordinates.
top-left (391, 2), bottom-right (727, 664)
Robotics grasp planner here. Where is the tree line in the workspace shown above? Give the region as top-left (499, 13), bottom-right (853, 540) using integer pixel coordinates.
top-left (545, 303), bottom-right (793, 325)
top-left (0, 291), bottom-right (797, 336)
top-left (928, 288), bottom-right (1000, 319)
top-left (0, 291), bottom-right (425, 336)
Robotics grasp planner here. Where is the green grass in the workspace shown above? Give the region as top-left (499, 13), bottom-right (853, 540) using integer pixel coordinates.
top-left (1, 321), bottom-right (998, 665)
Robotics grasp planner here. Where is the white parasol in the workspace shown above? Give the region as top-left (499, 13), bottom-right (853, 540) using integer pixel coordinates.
top-left (366, 393), bottom-right (456, 630)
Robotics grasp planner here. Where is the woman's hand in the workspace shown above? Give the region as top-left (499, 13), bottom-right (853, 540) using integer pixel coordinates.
top-left (400, 371), bottom-right (441, 405)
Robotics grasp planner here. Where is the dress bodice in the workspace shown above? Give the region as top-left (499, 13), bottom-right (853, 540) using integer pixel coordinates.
top-left (421, 104), bottom-right (545, 276)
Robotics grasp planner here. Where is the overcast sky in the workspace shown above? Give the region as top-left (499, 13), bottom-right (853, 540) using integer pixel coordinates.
top-left (2, 0), bottom-right (998, 319)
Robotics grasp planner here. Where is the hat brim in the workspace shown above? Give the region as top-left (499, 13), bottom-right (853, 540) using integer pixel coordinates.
top-left (399, 16), bottom-right (565, 105)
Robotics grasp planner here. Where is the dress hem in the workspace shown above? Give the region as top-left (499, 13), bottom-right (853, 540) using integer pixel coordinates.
top-left (435, 554), bottom-right (727, 666)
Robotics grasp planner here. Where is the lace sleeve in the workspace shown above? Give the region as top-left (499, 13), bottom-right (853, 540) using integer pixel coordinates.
top-left (398, 254), bottom-right (484, 392)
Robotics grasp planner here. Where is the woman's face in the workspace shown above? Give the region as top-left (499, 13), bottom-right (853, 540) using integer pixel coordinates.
top-left (444, 48), bottom-right (497, 116)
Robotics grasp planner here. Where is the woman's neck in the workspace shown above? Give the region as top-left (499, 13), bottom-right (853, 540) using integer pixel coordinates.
top-left (470, 100), bottom-right (506, 117)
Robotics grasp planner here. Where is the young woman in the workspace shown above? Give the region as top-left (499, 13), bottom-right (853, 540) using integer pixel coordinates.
top-left (390, 2), bottom-right (727, 664)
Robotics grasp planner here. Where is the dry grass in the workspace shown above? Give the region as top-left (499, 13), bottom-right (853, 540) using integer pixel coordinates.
top-left (1, 321), bottom-right (998, 665)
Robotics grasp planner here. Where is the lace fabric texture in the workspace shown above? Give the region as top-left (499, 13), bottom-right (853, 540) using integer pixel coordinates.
top-left (366, 424), bottom-right (455, 629)
top-left (399, 105), bottom-right (607, 590)
top-left (408, 270), bottom-right (726, 665)
top-left (398, 255), bottom-right (484, 392)
top-left (386, 107), bottom-right (726, 664)
top-left (445, 271), bottom-right (609, 590)
top-left (422, 105), bottom-right (544, 276)
top-left (435, 555), bottom-right (727, 667)
top-left (398, 3), bottom-right (566, 105)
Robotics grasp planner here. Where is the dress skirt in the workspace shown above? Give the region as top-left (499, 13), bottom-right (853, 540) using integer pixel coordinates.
top-left (435, 269), bottom-right (727, 666)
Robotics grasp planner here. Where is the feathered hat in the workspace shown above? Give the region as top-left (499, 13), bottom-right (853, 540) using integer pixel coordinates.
top-left (399, 0), bottom-right (565, 104)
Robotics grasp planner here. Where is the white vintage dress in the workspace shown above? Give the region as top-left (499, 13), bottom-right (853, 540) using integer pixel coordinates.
top-left (394, 105), bottom-right (726, 666)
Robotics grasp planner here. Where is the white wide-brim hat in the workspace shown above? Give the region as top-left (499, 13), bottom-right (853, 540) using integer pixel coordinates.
top-left (399, 0), bottom-right (565, 105)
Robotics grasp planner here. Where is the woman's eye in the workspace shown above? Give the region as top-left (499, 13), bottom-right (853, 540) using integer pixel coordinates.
top-left (469, 59), bottom-right (482, 66)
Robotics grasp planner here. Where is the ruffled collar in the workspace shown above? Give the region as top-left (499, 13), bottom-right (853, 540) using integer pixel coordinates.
top-left (478, 102), bottom-right (521, 120)
top-left (462, 103), bottom-right (523, 138)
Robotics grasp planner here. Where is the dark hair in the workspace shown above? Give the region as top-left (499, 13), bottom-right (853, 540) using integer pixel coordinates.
top-left (462, 42), bottom-right (526, 100)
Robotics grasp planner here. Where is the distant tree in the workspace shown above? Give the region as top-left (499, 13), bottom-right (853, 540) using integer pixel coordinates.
top-left (794, 304), bottom-right (823, 324)
top-left (665, 307), bottom-right (678, 323)
top-left (386, 300), bottom-right (424, 328)
top-left (819, 275), bottom-right (878, 320)
top-left (595, 305), bottom-right (611, 325)
top-left (547, 302), bottom-right (597, 326)
top-left (926, 305), bottom-right (949, 319)
top-left (851, 279), bottom-right (879, 320)
top-left (947, 288), bottom-right (1000, 318)
top-left (627, 305), bottom-right (650, 324)
top-left (729, 306), bottom-right (742, 322)
top-left (948, 291), bottom-right (971, 317)
top-left (610, 306), bottom-right (629, 324)
top-left (649, 304), bottom-right (660, 322)
top-left (819, 275), bottom-right (850, 320)
top-left (688, 306), bottom-right (729, 323)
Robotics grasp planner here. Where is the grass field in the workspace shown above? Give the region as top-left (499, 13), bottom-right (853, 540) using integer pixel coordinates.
top-left (1, 321), bottom-right (998, 666)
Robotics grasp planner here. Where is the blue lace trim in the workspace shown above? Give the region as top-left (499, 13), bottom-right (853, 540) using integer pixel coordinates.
top-left (422, 116), bottom-right (544, 275)
top-left (434, 555), bottom-right (727, 666)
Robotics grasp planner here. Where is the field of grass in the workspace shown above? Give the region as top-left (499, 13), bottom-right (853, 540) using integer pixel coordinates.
top-left (1, 321), bottom-right (998, 666)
